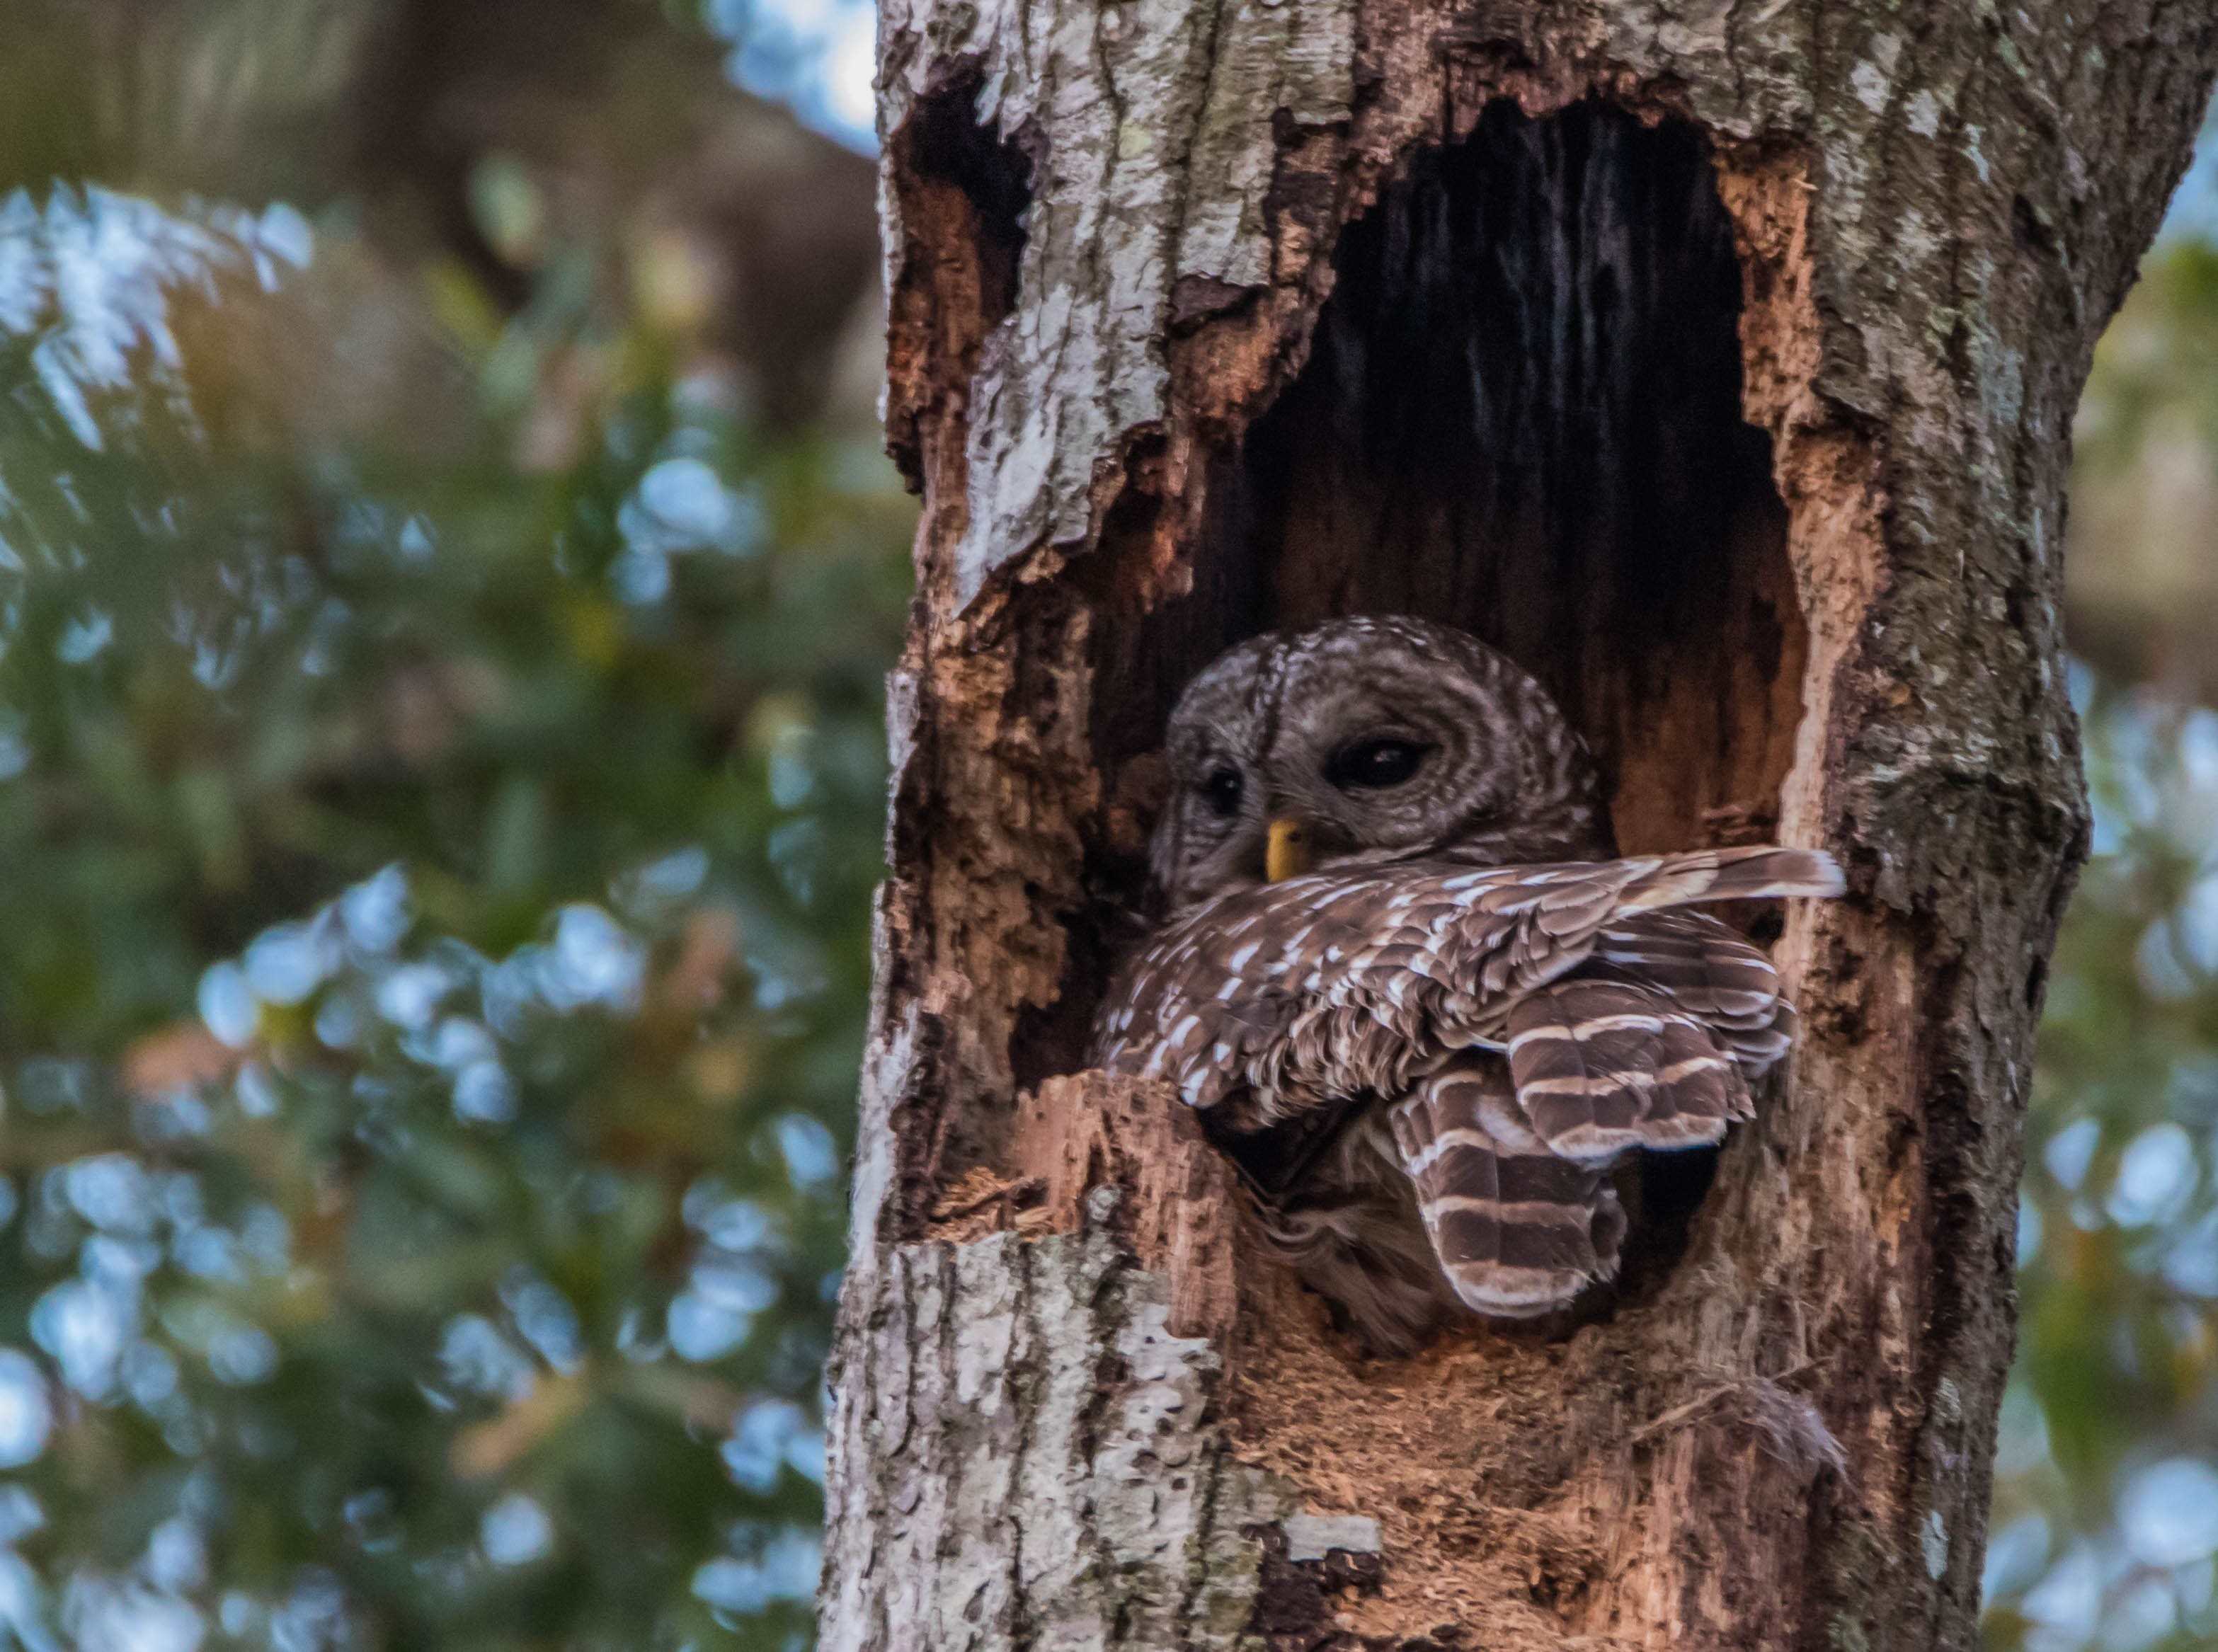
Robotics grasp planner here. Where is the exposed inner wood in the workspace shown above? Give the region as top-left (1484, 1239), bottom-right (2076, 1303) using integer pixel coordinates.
top-left (883, 72), bottom-right (1031, 511)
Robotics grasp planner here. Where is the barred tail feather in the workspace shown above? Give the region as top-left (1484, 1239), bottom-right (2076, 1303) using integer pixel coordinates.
top-left (1592, 912), bottom-right (1801, 1073)
top-left (1388, 1062), bottom-right (1624, 1319)
top-left (1504, 980), bottom-right (1751, 1162)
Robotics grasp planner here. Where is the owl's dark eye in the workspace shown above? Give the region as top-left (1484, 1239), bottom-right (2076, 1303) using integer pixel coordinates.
top-left (1326, 737), bottom-right (1431, 790)
top-left (1201, 766), bottom-right (1245, 819)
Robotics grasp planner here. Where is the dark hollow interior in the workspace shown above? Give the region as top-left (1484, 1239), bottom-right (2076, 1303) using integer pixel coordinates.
top-left (1254, 104), bottom-right (1802, 853)
top-left (1058, 101), bottom-right (1812, 1289)
top-left (1097, 99), bottom-right (1805, 865)
top-left (896, 80), bottom-right (1031, 331)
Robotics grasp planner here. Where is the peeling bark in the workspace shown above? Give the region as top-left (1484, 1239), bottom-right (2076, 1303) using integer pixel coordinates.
top-left (830, 2), bottom-right (2218, 1647)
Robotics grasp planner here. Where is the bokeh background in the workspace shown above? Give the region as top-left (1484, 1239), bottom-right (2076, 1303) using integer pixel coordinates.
top-left (0, 3), bottom-right (2211, 1648)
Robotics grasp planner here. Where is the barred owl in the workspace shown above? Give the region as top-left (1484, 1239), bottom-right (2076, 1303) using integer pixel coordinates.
top-left (1093, 616), bottom-right (1841, 1353)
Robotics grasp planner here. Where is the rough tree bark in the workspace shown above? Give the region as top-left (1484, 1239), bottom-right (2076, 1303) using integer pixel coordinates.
top-left (824, 3), bottom-right (2218, 1648)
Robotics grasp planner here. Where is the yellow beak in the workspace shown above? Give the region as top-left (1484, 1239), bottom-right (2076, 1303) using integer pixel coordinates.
top-left (1265, 818), bottom-right (1314, 883)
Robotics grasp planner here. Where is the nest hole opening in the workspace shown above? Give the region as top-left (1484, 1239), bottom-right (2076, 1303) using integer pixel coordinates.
top-left (1080, 98), bottom-right (1806, 961)
top-left (1081, 98), bottom-right (1806, 914)
top-left (1221, 98), bottom-right (1805, 854)
top-left (1053, 99), bottom-right (1811, 1312)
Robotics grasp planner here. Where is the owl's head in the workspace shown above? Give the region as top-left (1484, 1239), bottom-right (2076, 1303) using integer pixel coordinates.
top-left (1149, 616), bottom-right (1611, 909)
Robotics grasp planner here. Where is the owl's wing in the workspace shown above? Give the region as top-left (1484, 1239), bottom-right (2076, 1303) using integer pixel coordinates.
top-left (1589, 909), bottom-right (1802, 1070)
top-left (1093, 844), bottom-right (1839, 1129)
top-left (1387, 1057), bottom-right (1625, 1317)
top-left (1498, 908), bottom-right (1808, 1161)
top-left (1500, 975), bottom-right (1753, 1161)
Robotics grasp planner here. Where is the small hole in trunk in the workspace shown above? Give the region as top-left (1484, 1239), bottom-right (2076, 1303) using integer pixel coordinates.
top-left (884, 74), bottom-right (1034, 490)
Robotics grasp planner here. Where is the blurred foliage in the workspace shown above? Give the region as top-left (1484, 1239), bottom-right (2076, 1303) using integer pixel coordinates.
top-left (1983, 234), bottom-right (2218, 1648)
top-left (1987, 682), bottom-right (2218, 1651)
top-left (2076, 242), bottom-right (2218, 471)
top-left (2067, 209), bottom-right (2218, 704)
top-left (0, 11), bottom-right (912, 1644)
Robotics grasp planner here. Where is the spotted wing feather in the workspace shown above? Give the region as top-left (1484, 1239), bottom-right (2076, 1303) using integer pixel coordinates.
top-left (1495, 905), bottom-right (1810, 1160)
top-left (1094, 844), bottom-right (1836, 1333)
top-left (1094, 845), bottom-right (1839, 1130)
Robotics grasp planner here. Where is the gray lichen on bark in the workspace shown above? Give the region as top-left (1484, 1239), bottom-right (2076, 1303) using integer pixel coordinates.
top-left (821, 1195), bottom-right (1295, 1652)
top-left (877, 0), bottom-right (1354, 605)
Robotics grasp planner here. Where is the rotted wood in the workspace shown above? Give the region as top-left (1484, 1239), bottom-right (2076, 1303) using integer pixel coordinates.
top-left (826, 1), bottom-right (2218, 1647)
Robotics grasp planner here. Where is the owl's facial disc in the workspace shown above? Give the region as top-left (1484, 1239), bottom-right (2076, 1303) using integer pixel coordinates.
top-left (1149, 617), bottom-right (1611, 910)
top-left (1262, 677), bottom-right (1507, 865)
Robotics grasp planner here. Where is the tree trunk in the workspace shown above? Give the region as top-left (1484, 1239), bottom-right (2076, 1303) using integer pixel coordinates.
top-left (825, 4), bottom-right (2218, 1647)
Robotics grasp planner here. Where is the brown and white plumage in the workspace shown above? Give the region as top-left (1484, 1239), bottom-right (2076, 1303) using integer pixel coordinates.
top-left (1091, 616), bottom-right (1841, 1350)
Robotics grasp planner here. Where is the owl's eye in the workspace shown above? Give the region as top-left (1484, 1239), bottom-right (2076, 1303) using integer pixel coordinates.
top-left (1201, 767), bottom-right (1245, 818)
top-left (1326, 736), bottom-right (1431, 790)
